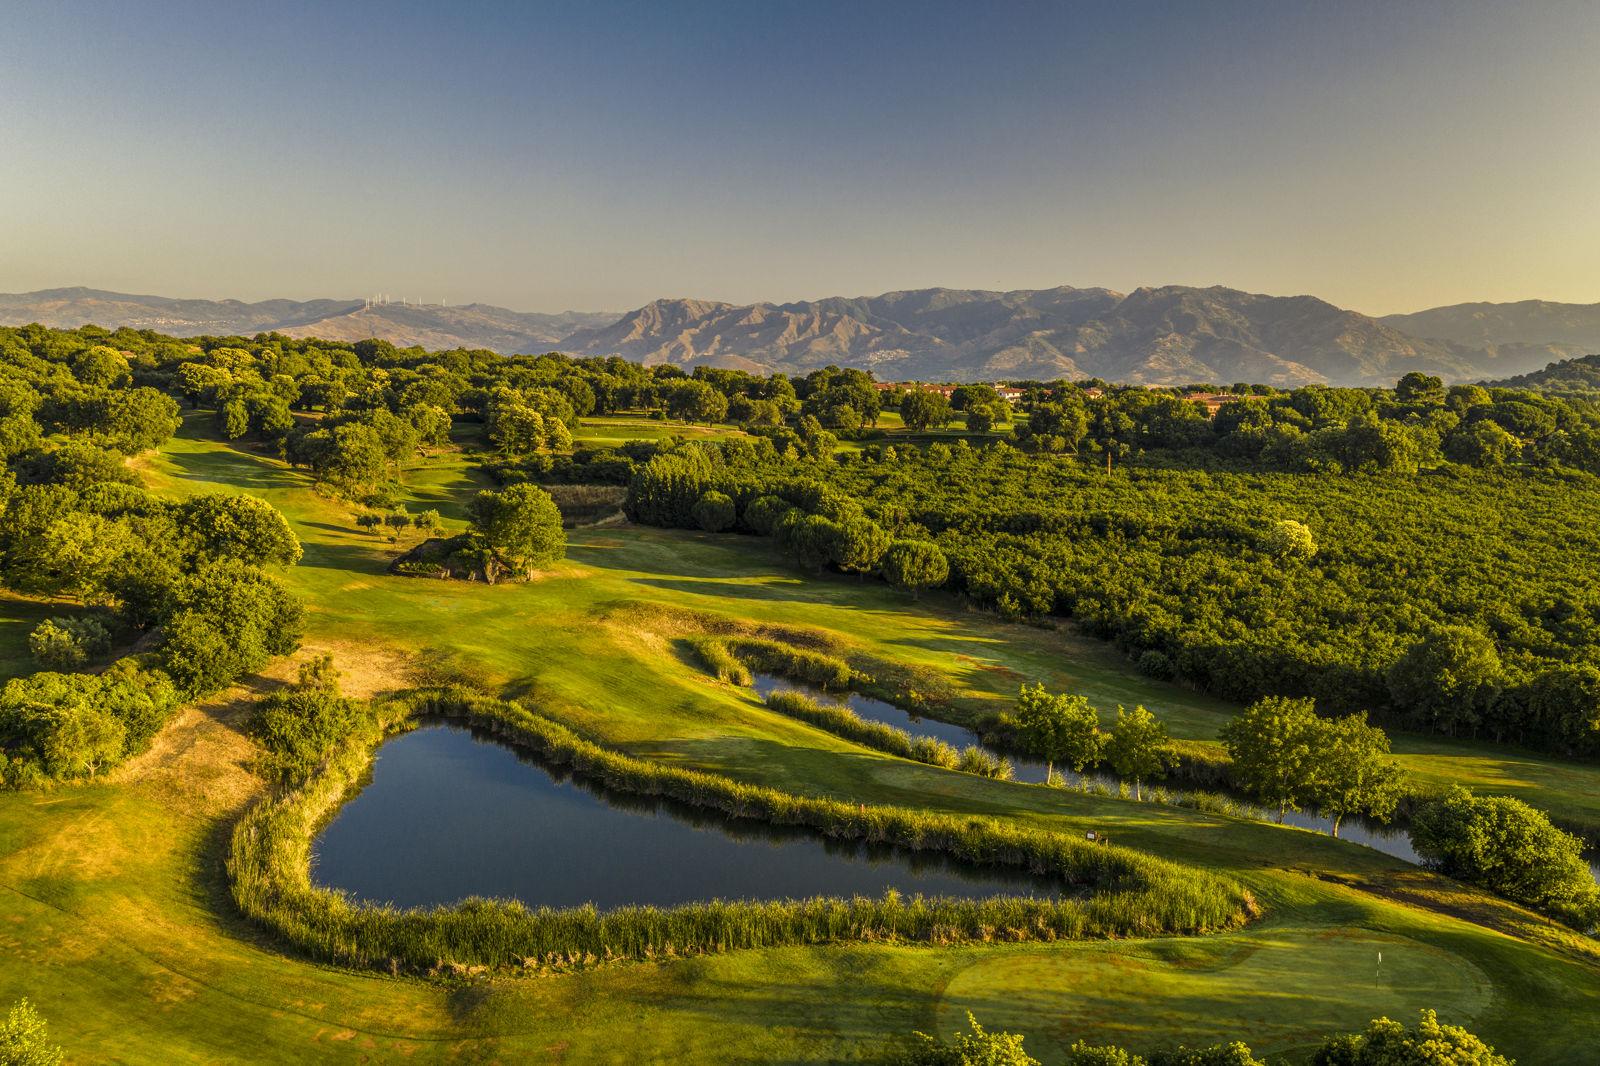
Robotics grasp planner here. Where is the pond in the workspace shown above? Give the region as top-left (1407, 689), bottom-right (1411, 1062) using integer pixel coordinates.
top-left (311, 724), bottom-right (1067, 910)
top-left (750, 674), bottom-right (1424, 867)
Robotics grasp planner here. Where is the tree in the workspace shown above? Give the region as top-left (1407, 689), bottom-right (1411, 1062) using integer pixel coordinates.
top-left (1410, 785), bottom-right (1597, 919)
top-left (832, 517), bottom-right (890, 577)
top-left (158, 560), bottom-right (303, 697)
top-left (743, 494), bottom-right (792, 535)
top-left (691, 490), bottom-right (736, 533)
top-left (1262, 519), bottom-right (1316, 560)
top-left (1443, 420), bottom-right (1520, 467)
top-left (1305, 712), bottom-right (1404, 837)
top-left (788, 514), bottom-right (843, 573)
top-left (1395, 372), bottom-right (1446, 405)
top-left (1013, 683), bottom-right (1102, 779)
top-left (467, 484), bottom-right (566, 579)
top-left (1312, 1009), bottom-right (1511, 1066)
top-left (900, 390), bottom-right (954, 432)
top-left (218, 398), bottom-right (250, 439)
top-left (180, 493), bottom-right (303, 567)
top-left (487, 401), bottom-right (545, 455)
top-left (0, 998), bottom-right (64, 1066)
top-left (1220, 696), bottom-right (1319, 821)
top-left (882, 540), bottom-right (948, 598)
top-left (70, 344), bottom-right (130, 388)
top-left (1104, 704), bottom-right (1172, 799)
top-left (665, 380), bottom-right (729, 424)
top-left (1387, 627), bottom-right (1502, 737)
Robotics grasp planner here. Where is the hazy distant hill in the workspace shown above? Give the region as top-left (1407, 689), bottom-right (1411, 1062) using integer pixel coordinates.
top-left (0, 287), bottom-right (615, 352)
top-left (1382, 300), bottom-right (1600, 351)
top-left (1, 283), bottom-right (1576, 386)
top-left (1482, 352), bottom-right (1600, 392)
top-left (560, 285), bottom-right (1544, 386)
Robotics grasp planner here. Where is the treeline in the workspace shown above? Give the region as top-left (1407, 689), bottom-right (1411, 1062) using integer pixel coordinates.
top-left (0, 326), bottom-right (304, 786)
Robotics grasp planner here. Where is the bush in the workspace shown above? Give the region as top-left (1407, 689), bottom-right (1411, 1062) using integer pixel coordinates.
top-left (1312, 1009), bottom-right (1511, 1065)
top-left (1410, 785), bottom-right (1599, 923)
top-left (0, 998), bottom-right (64, 1066)
top-left (251, 655), bottom-right (371, 785)
top-left (28, 616), bottom-right (112, 669)
top-left (899, 1013), bottom-right (1037, 1065)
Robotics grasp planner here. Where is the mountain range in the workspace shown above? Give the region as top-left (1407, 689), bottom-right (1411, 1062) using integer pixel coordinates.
top-left (3, 284), bottom-right (1593, 387)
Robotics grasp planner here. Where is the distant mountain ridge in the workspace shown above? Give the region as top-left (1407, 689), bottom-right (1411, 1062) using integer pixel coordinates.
top-left (0, 287), bottom-right (617, 353)
top-left (558, 286), bottom-right (1573, 386)
top-left (0, 284), bottom-right (1585, 387)
top-left (1381, 299), bottom-right (1600, 351)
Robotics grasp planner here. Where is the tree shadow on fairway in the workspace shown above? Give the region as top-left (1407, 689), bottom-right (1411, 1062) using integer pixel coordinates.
top-left (163, 446), bottom-right (307, 493)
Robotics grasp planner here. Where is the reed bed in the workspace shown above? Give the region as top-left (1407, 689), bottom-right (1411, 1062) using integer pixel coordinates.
top-left (228, 688), bottom-right (1257, 975)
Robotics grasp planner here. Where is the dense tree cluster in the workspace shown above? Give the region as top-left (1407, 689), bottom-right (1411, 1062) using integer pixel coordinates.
top-left (0, 326), bottom-right (305, 786)
top-left (1220, 697), bottom-right (1404, 835)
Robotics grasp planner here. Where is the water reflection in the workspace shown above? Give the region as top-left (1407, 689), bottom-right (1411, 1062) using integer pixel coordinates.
top-left (311, 723), bottom-right (1065, 910)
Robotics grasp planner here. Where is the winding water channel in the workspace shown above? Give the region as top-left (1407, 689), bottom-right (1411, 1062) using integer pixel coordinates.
top-left (311, 724), bottom-right (1066, 910)
top-left (751, 674), bottom-right (1428, 865)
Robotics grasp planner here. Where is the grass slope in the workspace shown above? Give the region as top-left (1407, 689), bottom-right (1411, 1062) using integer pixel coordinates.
top-left (1, 415), bottom-right (1597, 1062)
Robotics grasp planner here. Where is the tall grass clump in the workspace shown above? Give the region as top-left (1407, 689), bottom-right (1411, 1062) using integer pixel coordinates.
top-left (719, 637), bottom-right (858, 690)
top-left (763, 689), bottom-right (961, 770)
top-left (686, 636), bottom-right (752, 686)
top-left (229, 689), bottom-right (1257, 974)
top-left (958, 746), bottom-right (1014, 781)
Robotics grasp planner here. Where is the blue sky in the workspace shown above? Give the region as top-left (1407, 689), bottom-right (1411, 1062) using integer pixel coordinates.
top-left (3, 0), bottom-right (1597, 313)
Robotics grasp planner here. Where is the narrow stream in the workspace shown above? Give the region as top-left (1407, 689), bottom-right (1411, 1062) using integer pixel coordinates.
top-left (750, 674), bottom-right (1427, 869)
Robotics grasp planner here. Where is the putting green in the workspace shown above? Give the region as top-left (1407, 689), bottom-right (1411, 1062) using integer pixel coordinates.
top-left (936, 924), bottom-right (1491, 1058)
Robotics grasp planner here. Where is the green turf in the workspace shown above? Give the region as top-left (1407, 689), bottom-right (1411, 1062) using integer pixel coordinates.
top-left (3, 417), bottom-right (1598, 1063)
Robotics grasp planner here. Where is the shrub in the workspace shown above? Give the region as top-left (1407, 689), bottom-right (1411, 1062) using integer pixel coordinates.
top-left (1410, 785), bottom-right (1598, 923)
top-left (899, 1012), bottom-right (1037, 1065)
top-left (1311, 1009), bottom-right (1511, 1065)
top-left (0, 998), bottom-right (64, 1066)
top-left (251, 655), bottom-right (371, 785)
top-left (691, 491), bottom-right (736, 533)
top-left (28, 616), bottom-right (112, 669)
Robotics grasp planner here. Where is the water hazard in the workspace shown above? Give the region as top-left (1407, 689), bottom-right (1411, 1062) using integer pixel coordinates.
top-left (749, 674), bottom-right (1425, 866)
top-left (311, 724), bottom-right (1066, 910)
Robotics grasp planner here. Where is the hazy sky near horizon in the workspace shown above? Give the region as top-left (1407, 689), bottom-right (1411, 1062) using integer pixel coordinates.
top-left (3, 0), bottom-right (1598, 315)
